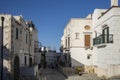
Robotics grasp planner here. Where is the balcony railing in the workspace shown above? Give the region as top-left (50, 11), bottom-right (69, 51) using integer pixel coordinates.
top-left (93, 34), bottom-right (113, 45)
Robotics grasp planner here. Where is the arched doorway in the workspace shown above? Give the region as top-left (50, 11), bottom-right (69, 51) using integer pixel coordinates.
top-left (14, 56), bottom-right (20, 80)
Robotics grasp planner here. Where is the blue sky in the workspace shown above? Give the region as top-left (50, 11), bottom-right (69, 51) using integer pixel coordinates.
top-left (0, 0), bottom-right (120, 51)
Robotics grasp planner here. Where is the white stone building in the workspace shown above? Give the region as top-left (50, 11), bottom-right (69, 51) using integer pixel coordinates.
top-left (92, 0), bottom-right (120, 77)
top-left (0, 14), bottom-right (39, 80)
top-left (61, 0), bottom-right (120, 78)
top-left (61, 15), bottom-right (93, 71)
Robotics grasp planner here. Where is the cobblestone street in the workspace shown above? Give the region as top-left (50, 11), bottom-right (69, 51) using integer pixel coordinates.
top-left (39, 68), bottom-right (102, 80)
top-left (39, 68), bottom-right (120, 80)
top-left (66, 74), bottom-right (101, 80)
top-left (39, 68), bottom-right (66, 80)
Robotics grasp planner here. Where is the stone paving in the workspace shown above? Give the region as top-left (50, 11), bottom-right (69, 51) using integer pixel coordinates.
top-left (38, 68), bottom-right (102, 80)
top-left (65, 73), bottom-right (101, 80)
top-left (38, 68), bottom-right (120, 80)
top-left (39, 68), bottom-right (66, 80)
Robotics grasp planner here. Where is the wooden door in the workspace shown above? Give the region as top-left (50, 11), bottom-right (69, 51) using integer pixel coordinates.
top-left (85, 35), bottom-right (90, 47)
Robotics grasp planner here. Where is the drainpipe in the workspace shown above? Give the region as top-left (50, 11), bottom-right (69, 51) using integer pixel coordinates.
top-left (29, 31), bottom-right (31, 67)
top-left (1, 16), bottom-right (5, 80)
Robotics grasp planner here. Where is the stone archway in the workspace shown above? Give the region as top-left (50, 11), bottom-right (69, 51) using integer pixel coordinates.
top-left (13, 55), bottom-right (20, 80)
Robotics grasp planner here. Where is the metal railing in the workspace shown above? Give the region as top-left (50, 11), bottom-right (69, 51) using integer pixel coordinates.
top-left (93, 34), bottom-right (113, 45)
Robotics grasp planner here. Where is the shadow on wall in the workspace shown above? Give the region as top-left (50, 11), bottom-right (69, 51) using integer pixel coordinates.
top-left (2, 46), bottom-right (12, 80)
top-left (3, 46), bottom-right (11, 61)
top-left (3, 67), bottom-right (11, 80)
top-left (71, 58), bottom-right (84, 67)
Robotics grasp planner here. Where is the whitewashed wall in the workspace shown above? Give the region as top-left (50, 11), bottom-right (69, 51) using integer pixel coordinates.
top-left (93, 7), bottom-right (120, 77)
top-left (63, 18), bottom-right (93, 67)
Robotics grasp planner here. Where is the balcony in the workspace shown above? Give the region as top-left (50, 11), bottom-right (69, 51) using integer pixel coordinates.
top-left (93, 34), bottom-right (113, 46)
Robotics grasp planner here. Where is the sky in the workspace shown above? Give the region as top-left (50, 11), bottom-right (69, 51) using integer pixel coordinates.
top-left (0, 0), bottom-right (120, 52)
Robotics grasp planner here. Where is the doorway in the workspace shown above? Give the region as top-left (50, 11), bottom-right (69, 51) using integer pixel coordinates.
top-left (85, 35), bottom-right (91, 47)
top-left (13, 56), bottom-right (20, 80)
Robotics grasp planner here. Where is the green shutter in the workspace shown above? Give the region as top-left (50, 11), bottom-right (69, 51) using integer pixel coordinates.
top-left (102, 29), bottom-right (105, 43)
top-left (107, 27), bottom-right (109, 43)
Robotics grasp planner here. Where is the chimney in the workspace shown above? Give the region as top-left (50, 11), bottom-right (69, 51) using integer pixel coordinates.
top-left (111, 0), bottom-right (118, 7)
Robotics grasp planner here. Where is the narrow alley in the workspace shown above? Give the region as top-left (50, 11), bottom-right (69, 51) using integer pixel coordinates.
top-left (39, 68), bottom-right (66, 80)
top-left (1, 0), bottom-right (120, 80)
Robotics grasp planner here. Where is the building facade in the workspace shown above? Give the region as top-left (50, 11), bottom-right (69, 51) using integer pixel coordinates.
top-left (61, 0), bottom-right (120, 78)
top-left (0, 14), bottom-right (39, 80)
top-left (61, 15), bottom-right (93, 72)
top-left (93, 0), bottom-right (120, 77)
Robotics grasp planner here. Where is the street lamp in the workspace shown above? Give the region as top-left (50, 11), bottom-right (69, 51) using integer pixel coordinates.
top-left (1, 16), bottom-right (5, 80)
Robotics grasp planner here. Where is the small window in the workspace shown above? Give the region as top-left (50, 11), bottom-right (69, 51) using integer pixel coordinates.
top-left (65, 38), bottom-right (67, 48)
top-left (68, 37), bottom-right (70, 48)
top-left (75, 32), bottom-right (79, 39)
top-left (29, 34), bottom-right (32, 46)
top-left (102, 27), bottom-right (109, 43)
top-left (84, 25), bottom-right (90, 30)
top-left (24, 56), bottom-right (27, 66)
top-left (16, 28), bottom-right (18, 39)
top-left (26, 34), bottom-right (28, 44)
top-left (20, 28), bottom-right (22, 34)
top-left (87, 54), bottom-right (91, 59)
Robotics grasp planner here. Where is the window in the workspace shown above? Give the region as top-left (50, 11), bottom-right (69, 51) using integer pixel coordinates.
top-left (68, 37), bottom-right (70, 48)
top-left (75, 32), bottom-right (79, 39)
top-left (26, 34), bottom-right (28, 44)
top-left (65, 38), bottom-right (67, 48)
top-left (85, 35), bottom-right (91, 47)
top-left (30, 34), bottom-right (32, 46)
top-left (102, 27), bottom-right (109, 43)
top-left (93, 26), bottom-right (113, 45)
top-left (20, 28), bottom-right (22, 34)
top-left (84, 25), bottom-right (90, 30)
top-left (34, 43), bottom-right (36, 52)
top-left (24, 56), bottom-right (27, 66)
top-left (16, 28), bottom-right (18, 39)
top-left (87, 55), bottom-right (91, 59)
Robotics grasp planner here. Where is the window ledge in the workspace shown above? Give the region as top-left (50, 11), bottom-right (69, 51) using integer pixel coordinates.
top-left (97, 44), bottom-right (106, 48)
top-left (94, 43), bottom-right (113, 48)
